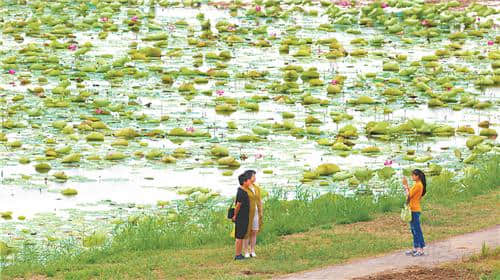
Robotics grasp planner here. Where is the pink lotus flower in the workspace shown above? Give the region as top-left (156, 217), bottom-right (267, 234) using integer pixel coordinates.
top-left (227, 26), bottom-right (236, 32)
top-left (131, 16), bottom-right (138, 22)
top-left (384, 159), bottom-right (393, 166)
top-left (216, 89), bottom-right (224, 96)
top-left (446, 87), bottom-right (451, 91)
top-left (477, 17), bottom-right (480, 22)
top-left (186, 127), bottom-right (195, 133)
top-left (381, 2), bottom-right (388, 8)
top-left (8, 69), bottom-right (15, 75)
top-left (95, 108), bottom-right (104, 114)
top-left (68, 44), bottom-right (77, 51)
top-left (339, 0), bottom-right (350, 7)
top-left (100, 17), bottom-right (108, 22)
top-left (487, 40), bottom-right (494, 46)
top-left (255, 5), bottom-right (261, 12)
top-left (421, 20), bottom-right (429, 26)
top-left (331, 79), bottom-right (338, 85)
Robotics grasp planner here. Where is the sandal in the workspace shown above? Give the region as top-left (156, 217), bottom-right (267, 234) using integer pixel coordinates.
top-left (405, 249), bottom-right (416, 256)
top-left (412, 251), bottom-right (425, 257)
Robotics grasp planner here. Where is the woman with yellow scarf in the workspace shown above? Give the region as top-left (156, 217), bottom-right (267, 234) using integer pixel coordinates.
top-left (242, 170), bottom-right (263, 258)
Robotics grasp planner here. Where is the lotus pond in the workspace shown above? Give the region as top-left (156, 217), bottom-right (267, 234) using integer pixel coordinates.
top-left (0, 0), bottom-right (499, 253)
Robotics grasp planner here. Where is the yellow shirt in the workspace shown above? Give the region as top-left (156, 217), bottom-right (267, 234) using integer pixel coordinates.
top-left (409, 181), bottom-right (423, 212)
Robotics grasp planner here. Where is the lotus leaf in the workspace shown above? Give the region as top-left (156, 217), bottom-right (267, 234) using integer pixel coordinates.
top-left (362, 146), bottom-right (380, 154)
top-left (113, 128), bottom-right (137, 139)
top-left (217, 156), bottom-right (240, 168)
top-left (432, 125), bottom-right (455, 137)
top-left (210, 145), bottom-right (229, 157)
top-left (474, 144), bottom-right (492, 154)
top-left (105, 152), bottom-right (127, 161)
top-left (252, 126), bottom-right (270, 136)
top-left (53, 172), bottom-right (68, 180)
top-left (215, 104), bottom-right (237, 112)
top-left (61, 188), bottom-right (78, 196)
top-left (332, 142), bottom-right (351, 151)
top-left (354, 169), bottom-right (373, 182)
top-left (61, 153), bottom-right (81, 163)
top-left (7, 140), bottom-right (22, 148)
top-left (35, 163), bottom-right (51, 173)
top-left (382, 62), bottom-right (400, 72)
top-left (464, 153), bottom-right (477, 164)
top-left (366, 121), bottom-right (391, 135)
top-left (1, 212), bottom-right (13, 219)
top-left (161, 155), bottom-right (176, 163)
top-left (86, 132), bottom-right (104, 141)
top-left (315, 163), bottom-right (340, 176)
top-left (350, 96), bottom-right (375, 105)
top-left (146, 149), bottom-right (163, 160)
top-left (479, 128), bottom-right (497, 137)
top-left (466, 136), bottom-right (484, 150)
top-left (378, 167), bottom-right (395, 180)
top-left (332, 171), bottom-right (353, 181)
top-left (302, 171), bottom-right (319, 180)
top-left (111, 139), bottom-right (129, 146)
top-left (339, 124), bottom-right (358, 138)
top-left (306, 126), bottom-right (321, 135)
top-left (414, 155), bottom-right (432, 163)
top-left (327, 84), bottom-right (342, 94)
top-left (235, 135), bottom-right (260, 142)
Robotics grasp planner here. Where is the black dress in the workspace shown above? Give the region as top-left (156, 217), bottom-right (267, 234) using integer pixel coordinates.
top-left (235, 187), bottom-right (250, 239)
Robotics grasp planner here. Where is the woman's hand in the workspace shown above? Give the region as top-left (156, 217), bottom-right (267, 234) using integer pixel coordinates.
top-left (402, 177), bottom-right (408, 187)
top-left (232, 215), bottom-right (237, 222)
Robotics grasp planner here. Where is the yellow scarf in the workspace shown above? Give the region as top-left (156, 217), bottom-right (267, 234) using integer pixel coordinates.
top-left (242, 187), bottom-right (256, 239)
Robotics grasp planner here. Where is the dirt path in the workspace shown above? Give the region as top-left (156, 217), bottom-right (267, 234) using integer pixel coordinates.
top-left (276, 225), bottom-right (500, 280)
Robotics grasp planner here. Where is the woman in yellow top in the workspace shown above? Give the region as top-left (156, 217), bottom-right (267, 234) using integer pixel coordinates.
top-left (403, 169), bottom-right (427, 257)
top-left (243, 170), bottom-right (263, 258)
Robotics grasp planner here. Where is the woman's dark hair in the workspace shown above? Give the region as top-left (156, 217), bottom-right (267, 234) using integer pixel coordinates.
top-left (238, 173), bottom-right (250, 186)
top-left (244, 170), bottom-right (256, 177)
top-left (412, 169), bottom-right (427, 197)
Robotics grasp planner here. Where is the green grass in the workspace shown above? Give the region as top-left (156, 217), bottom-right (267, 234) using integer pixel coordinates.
top-left (2, 155), bottom-right (499, 279)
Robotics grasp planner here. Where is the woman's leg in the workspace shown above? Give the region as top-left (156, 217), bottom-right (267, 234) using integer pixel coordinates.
top-left (250, 230), bottom-right (258, 253)
top-left (242, 238), bottom-right (249, 254)
top-left (235, 239), bottom-right (243, 256)
top-left (410, 212), bottom-right (418, 250)
top-left (412, 212), bottom-right (425, 251)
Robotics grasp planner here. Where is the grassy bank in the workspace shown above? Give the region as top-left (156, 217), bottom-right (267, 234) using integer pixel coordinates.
top-left (2, 155), bottom-right (499, 279)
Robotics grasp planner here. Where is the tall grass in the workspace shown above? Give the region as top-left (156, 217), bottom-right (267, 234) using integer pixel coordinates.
top-left (3, 155), bottom-right (499, 275)
top-left (426, 155), bottom-right (500, 206)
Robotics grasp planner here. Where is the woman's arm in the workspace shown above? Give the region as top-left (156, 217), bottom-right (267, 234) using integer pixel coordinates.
top-left (232, 202), bottom-right (242, 222)
top-left (402, 177), bottom-right (411, 204)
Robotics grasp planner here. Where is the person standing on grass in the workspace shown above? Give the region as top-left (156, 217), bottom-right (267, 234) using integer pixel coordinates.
top-left (243, 170), bottom-right (263, 258)
top-left (232, 173), bottom-right (253, 260)
top-left (403, 169), bottom-right (427, 257)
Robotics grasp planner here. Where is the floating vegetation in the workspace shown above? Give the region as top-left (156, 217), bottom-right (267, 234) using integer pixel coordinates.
top-left (60, 188), bottom-right (78, 196)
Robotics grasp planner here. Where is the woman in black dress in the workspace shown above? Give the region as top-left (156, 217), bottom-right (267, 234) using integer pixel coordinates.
top-left (232, 173), bottom-right (252, 260)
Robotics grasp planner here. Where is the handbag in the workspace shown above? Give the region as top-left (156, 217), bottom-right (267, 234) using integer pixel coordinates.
top-left (400, 204), bottom-right (412, 223)
top-left (227, 200), bottom-right (235, 219)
